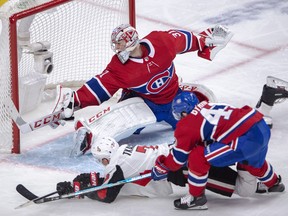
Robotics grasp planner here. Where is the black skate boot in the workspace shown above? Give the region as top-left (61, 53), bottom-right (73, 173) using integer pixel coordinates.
top-left (174, 194), bottom-right (208, 210)
top-left (256, 175), bottom-right (285, 193)
top-left (256, 76), bottom-right (288, 128)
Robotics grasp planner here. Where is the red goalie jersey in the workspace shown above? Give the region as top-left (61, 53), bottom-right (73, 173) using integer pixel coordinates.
top-left (75, 29), bottom-right (204, 108)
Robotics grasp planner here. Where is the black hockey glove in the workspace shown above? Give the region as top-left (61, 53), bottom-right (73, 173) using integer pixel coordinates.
top-left (73, 173), bottom-right (92, 189)
top-left (167, 167), bottom-right (188, 187)
top-left (73, 172), bottom-right (104, 198)
top-left (56, 181), bottom-right (73, 195)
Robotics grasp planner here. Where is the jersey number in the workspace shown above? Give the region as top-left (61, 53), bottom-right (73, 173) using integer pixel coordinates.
top-left (201, 108), bottom-right (232, 125)
top-left (136, 145), bottom-right (158, 153)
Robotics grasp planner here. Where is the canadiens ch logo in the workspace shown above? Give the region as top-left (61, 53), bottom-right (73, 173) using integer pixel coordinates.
top-left (146, 64), bottom-right (175, 94)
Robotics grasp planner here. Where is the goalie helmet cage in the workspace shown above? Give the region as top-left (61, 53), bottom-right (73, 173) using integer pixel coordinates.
top-left (0, 0), bottom-right (135, 154)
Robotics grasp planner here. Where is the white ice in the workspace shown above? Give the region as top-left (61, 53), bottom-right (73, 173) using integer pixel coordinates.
top-left (1, 0), bottom-right (288, 215)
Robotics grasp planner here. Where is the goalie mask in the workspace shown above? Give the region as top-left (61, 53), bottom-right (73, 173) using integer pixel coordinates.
top-left (111, 24), bottom-right (139, 64)
top-left (172, 92), bottom-right (199, 120)
top-left (91, 137), bottom-right (119, 165)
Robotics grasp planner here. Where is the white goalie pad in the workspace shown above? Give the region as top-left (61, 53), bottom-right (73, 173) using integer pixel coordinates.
top-left (71, 97), bottom-right (157, 156)
top-left (87, 97), bottom-right (156, 141)
top-left (235, 170), bottom-right (257, 197)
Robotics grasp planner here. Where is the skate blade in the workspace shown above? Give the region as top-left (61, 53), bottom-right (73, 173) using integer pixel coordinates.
top-left (175, 204), bottom-right (208, 210)
top-left (267, 76), bottom-right (288, 90)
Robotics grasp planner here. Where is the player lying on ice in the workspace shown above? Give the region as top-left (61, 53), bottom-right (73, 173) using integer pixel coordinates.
top-left (52, 23), bottom-right (233, 156)
top-left (150, 91), bottom-right (285, 210)
top-left (56, 137), bottom-right (278, 203)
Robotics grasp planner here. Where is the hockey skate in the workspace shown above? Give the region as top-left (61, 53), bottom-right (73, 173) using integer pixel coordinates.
top-left (174, 194), bottom-right (208, 210)
top-left (256, 76), bottom-right (288, 128)
top-left (256, 175), bottom-right (285, 194)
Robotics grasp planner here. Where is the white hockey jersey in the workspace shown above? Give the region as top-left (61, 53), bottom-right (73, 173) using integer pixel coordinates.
top-left (103, 143), bottom-right (173, 197)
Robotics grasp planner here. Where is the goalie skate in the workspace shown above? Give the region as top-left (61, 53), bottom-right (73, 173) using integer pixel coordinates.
top-left (266, 76), bottom-right (288, 92)
top-left (256, 76), bottom-right (288, 127)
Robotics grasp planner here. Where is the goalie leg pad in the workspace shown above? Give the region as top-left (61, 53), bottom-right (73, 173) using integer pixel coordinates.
top-left (179, 82), bottom-right (217, 102)
top-left (71, 97), bottom-right (157, 156)
top-left (235, 170), bottom-right (257, 197)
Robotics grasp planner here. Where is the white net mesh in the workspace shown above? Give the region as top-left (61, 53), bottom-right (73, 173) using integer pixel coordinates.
top-left (0, 1), bottom-right (13, 154)
top-left (0, 0), bottom-right (132, 153)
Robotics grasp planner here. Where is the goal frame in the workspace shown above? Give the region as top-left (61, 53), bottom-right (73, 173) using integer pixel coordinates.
top-left (6, 0), bottom-right (136, 154)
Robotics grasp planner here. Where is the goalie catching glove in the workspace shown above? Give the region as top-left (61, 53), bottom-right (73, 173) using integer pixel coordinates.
top-left (197, 25), bottom-right (233, 60)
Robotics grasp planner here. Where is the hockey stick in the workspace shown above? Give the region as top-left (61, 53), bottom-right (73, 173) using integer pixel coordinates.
top-left (15, 173), bottom-right (151, 209)
top-left (4, 97), bottom-right (68, 134)
top-left (16, 184), bottom-right (58, 206)
top-left (16, 184), bottom-right (59, 201)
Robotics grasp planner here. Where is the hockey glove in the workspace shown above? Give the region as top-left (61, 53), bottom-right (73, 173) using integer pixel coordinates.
top-left (197, 25), bottom-right (233, 61)
top-left (151, 155), bottom-right (170, 181)
top-left (167, 166), bottom-right (188, 187)
top-left (73, 172), bottom-right (104, 198)
top-left (56, 181), bottom-right (74, 196)
top-left (56, 173), bottom-right (103, 198)
top-left (50, 85), bottom-right (79, 129)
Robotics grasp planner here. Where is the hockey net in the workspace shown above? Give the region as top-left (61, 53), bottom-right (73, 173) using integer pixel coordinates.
top-left (0, 0), bottom-right (135, 154)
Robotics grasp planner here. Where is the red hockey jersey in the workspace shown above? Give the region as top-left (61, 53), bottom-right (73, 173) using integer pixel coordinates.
top-left (163, 101), bottom-right (264, 170)
top-left (75, 29), bottom-right (203, 108)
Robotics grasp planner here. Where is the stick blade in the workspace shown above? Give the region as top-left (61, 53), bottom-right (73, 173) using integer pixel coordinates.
top-left (16, 184), bottom-right (38, 200)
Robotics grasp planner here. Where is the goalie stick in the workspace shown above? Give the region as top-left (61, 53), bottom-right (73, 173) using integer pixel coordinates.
top-left (4, 97), bottom-right (67, 133)
top-left (15, 173), bottom-right (151, 209)
top-left (4, 96), bottom-right (154, 136)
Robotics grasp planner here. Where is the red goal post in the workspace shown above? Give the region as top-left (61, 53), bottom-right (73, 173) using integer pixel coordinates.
top-left (0, 0), bottom-right (135, 154)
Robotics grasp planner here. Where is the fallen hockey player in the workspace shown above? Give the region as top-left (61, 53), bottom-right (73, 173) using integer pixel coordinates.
top-left (56, 137), bottom-right (282, 203)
